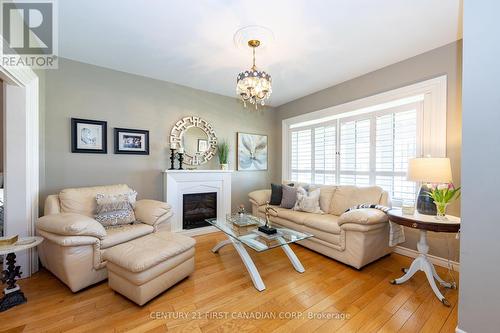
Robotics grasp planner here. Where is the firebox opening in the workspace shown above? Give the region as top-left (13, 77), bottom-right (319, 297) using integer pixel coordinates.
top-left (182, 192), bottom-right (217, 229)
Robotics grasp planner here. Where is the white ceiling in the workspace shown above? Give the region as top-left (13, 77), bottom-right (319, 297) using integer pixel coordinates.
top-left (59, 0), bottom-right (462, 106)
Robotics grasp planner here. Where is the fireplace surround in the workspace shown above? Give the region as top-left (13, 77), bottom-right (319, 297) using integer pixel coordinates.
top-left (163, 170), bottom-right (232, 233)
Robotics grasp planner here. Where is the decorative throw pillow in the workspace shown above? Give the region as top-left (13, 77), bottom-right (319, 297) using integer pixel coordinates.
top-left (293, 187), bottom-right (323, 214)
top-left (270, 183), bottom-right (294, 205)
top-left (280, 185), bottom-right (298, 209)
top-left (270, 183), bottom-right (283, 205)
top-left (94, 191), bottom-right (137, 227)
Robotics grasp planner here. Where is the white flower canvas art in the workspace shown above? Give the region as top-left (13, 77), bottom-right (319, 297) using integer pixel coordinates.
top-left (237, 133), bottom-right (268, 171)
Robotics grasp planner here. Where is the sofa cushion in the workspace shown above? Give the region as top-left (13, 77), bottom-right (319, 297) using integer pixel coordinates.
top-left (280, 185), bottom-right (297, 209)
top-left (59, 184), bottom-right (132, 217)
top-left (312, 185), bottom-right (337, 214)
top-left (103, 231), bottom-right (196, 272)
top-left (269, 216), bottom-right (303, 231)
top-left (330, 186), bottom-right (384, 216)
top-left (303, 214), bottom-right (341, 234)
top-left (101, 223), bottom-right (154, 249)
top-left (302, 225), bottom-right (342, 246)
top-left (258, 205), bottom-right (310, 225)
top-left (258, 205), bottom-right (287, 214)
top-left (275, 209), bottom-right (312, 225)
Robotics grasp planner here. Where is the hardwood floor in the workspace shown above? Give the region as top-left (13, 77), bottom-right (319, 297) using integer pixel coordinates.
top-left (0, 232), bottom-right (458, 333)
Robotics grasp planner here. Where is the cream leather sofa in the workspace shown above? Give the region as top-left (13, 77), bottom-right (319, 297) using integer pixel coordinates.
top-left (36, 184), bottom-right (173, 292)
top-left (249, 184), bottom-right (392, 269)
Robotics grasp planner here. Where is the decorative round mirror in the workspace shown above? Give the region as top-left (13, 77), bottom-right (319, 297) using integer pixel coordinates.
top-left (170, 116), bottom-right (217, 166)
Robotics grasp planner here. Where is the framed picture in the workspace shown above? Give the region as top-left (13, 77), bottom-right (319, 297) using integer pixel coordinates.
top-left (71, 118), bottom-right (107, 153)
top-left (197, 139), bottom-right (208, 152)
top-left (237, 132), bottom-right (268, 171)
top-left (114, 128), bottom-right (150, 155)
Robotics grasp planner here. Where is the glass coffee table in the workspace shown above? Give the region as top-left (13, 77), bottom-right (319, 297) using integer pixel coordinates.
top-left (206, 215), bottom-right (313, 291)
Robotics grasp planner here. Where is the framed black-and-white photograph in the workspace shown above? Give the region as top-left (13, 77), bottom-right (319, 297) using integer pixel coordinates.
top-left (237, 132), bottom-right (268, 171)
top-left (71, 118), bottom-right (107, 153)
top-left (197, 139), bottom-right (208, 152)
top-left (114, 128), bottom-right (150, 155)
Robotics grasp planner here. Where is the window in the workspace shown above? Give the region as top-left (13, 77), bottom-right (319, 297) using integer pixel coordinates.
top-left (288, 101), bottom-right (423, 205)
top-left (290, 124), bottom-right (336, 184)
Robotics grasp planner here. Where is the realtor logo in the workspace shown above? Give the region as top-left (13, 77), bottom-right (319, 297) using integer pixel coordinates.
top-left (1, 0), bottom-right (58, 68)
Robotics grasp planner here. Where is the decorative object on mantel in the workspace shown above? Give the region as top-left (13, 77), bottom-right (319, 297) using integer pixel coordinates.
top-left (217, 140), bottom-right (230, 170)
top-left (407, 157), bottom-right (453, 215)
top-left (168, 143), bottom-right (177, 170)
top-left (177, 147), bottom-right (184, 170)
top-left (237, 132), bottom-right (268, 171)
top-left (114, 128), bottom-right (149, 155)
top-left (170, 116), bottom-right (217, 166)
top-left (236, 38), bottom-right (272, 109)
top-left (425, 183), bottom-right (461, 219)
top-left (71, 118), bottom-right (107, 154)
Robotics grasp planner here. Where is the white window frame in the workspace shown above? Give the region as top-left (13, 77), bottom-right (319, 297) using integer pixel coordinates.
top-left (282, 76), bottom-right (447, 183)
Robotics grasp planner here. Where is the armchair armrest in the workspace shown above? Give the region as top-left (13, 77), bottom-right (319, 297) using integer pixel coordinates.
top-left (338, 208), bottom-right (388, 226)
top-left (134, 199), bottom-right (173, 227)
top-left (36, 213), bottom-right (106, 239)
top-left (248, 189), bottom-right (271, 206)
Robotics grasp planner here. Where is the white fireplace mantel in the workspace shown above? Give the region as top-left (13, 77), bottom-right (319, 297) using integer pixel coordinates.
top-left (163, 170), bottom-right (233, 234)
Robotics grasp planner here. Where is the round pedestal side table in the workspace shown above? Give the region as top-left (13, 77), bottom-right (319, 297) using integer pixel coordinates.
top-left (0, 236), bottom-right (43, 312)
top-left (387, 209), bottom-right (460, 307)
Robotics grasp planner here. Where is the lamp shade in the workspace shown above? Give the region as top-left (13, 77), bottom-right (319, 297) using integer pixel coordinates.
top-left (407, 157), bottom-right (452, 183)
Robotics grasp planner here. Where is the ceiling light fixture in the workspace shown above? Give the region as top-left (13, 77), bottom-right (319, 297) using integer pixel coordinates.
top-left (236, 39), bottom-right (272, 109)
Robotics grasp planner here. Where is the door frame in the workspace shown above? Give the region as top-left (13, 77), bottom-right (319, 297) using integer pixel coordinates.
top-left (0, 62), bottom-right (40, 277)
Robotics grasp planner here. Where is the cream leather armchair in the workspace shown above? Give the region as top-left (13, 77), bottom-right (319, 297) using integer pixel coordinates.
top-left (36, 184), bottom-right (173, 292)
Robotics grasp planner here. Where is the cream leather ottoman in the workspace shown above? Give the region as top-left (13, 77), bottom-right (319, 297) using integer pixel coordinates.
top-left (103, 231), bottom-right (195, 305)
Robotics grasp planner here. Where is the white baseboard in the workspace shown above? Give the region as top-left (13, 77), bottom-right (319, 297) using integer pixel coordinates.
top-left (394, 246), bottom-right (460, 272)
top-left (178, 226), bottom-right (219, 237)
top-left (455, 327), bottom-right (467, 333)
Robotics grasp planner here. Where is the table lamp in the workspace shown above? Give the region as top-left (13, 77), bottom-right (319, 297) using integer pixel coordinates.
top-left (407, 157), bottom-right (452, 215)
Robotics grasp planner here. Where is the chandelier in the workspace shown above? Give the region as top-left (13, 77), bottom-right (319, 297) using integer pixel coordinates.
top-left (236, 39), bottom-right (272, 109)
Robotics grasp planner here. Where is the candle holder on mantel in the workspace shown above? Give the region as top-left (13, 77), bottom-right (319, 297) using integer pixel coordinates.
top-left (168, 148), bottom-right (176, 170)
top-left (177, 152), bottom-right (184, 170)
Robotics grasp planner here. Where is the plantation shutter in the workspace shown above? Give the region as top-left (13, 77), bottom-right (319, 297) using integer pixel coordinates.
top-left (290, 129), bottom-right (312, 183)
top-left (375, 109), bottom-right (418, 204)
top-left (339, 119), bottom-right (371, 186)
top-left (313, 125), bottom-right (336, 184)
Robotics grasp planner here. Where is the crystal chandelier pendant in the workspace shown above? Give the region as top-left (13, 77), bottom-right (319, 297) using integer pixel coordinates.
top-left (236, 39), bottom-right (272, 109)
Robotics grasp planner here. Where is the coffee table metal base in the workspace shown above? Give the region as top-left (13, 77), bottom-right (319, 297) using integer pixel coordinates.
top-left (212, 237), bottom-right (305, 291)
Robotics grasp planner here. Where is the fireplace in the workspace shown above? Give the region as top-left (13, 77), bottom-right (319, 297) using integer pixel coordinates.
top-left (182, 192), bottom-right (217, 229)
top-left (164, 170), bottom-right (232, 232)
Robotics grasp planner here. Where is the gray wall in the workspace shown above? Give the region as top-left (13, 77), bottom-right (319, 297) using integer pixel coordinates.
top-left (0, 78), bottom-right (3, 173)
top-left (41, 58), bottom-right (278, 212)
top-left (275, 41), bottom-right (462, 259)
top-left (459, 2), bottom-right (500, 332)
